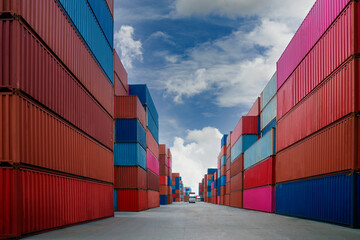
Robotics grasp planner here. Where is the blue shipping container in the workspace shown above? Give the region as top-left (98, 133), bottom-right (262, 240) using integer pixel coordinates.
top-left (244, 129), bottom-right (275, 169)
top-left (221, 156), bottom-right (226, 166)
top-left (220, 176), bottom-right (226, 186)
top-left (115, 119), bottom-right (146, 150)
top-left (231, 135), bottom-right (258, 162)
top-left (276, 173), bottom-right (360, 227)
top-left (87, 0), bottom-right (114, 48)
top-left (57, 0), bottom-right (113, 83)
top-left (261, 73), bottom-right (277, 111)
top-left (168, 176), bottom-right (172, 187)
top-left (261, 118), bottom-right (276, 137)
top-left (208, 169), bottom-right (217, 175)
top-left (207, 192), bottom-right (211, 197)
top-left (261, 95), bottom-right (276, 131)
top-left (114, 189), bottom-right (117, 210)
top-left (160, 195), bottom-right (168, 205)
top-left (221, 134), bottom-right (228, 148)
top-left (147, 111), bottom-right (159, 143)
top-left (114, 143), bottom-right (146, 170)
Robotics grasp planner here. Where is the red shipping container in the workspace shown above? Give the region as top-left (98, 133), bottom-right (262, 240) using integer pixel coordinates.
top-left (230, 173), bottom-right (243, 192)
top-left (224, 194), bottom-right (230, 206)
top-left (159, 144), bottom-right (167, 155)
top-left (116, 189), bottom-right (147, 212)
top-left (113, 50), bottom-right (128, 94)
top-left (220, 186), bottom-right (226, 196)
top-left (0, 93), bottom-right (113, 183)
top-left (226, 182), bottom-right (231, 194)
top-left (276, 115), bottom-right (359, 183)
top-left (159, 175), bottom-right (167, 185)
top-left (277, 3), bottom-right (358, 121)
top-left (0, 19), bottom-right (113, 150)
top-left (221, 166), bottom-right (226, 176)
top-left (159, 186), bottom-right (168, 195)
top-left (277, 0), bottom-right (351, 90)
top-left (147, 129), bottom-right (159, 159)
top-left (277, 57), bottom-right (358, 152)
top-left (231, 117), bottom-right (259, 147)
top-left (0, 167), bottom-right (113, 239)
top-left (229, 191), bottom-right (243, 208)
top-left (159, 163), bottom-right (167, 176)
top-left (114, 166), bottom-right (146, 190)
top-left (226, 154), bottom-right (231, 171)
top-left (114, 73), bottom-right (127, 97)
top-left (114, 96), bottom-right (146, 129)
top-left (247, 97), bottom-right (260, 117)
top-left (231, 154), bottom-right (244, 178)
top-left (147, 169), bottom-right (159, 191)
top-left (220, 145), bottom-right (227, 156)
top-left (0, 0), bottom-right (114, 116)
top-left (244, 157), bottom-right (275, 190)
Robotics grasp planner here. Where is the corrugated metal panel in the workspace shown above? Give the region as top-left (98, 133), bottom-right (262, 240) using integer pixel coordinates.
top-left (244, 129), bottom-right (275, 169)
top-left (87, 0), bottom-right (113, 48)
top-left (275, 172), bottom-right (358, 226)
top-left (231, 117), bottom-right (259, 147)
top-left (0, 19), bottom-right (113, 149)
top-left (0, 94), bottom-right (113, 183)
top-left (115, 119), bottom-right (146, 150)
top-left (244, 157), bottom-right (275, 190)
top-left (0, 167), bottom-right (113, 238)
top-left (261, 73), bottom-right (277, 111)
top-left (230, 173), bottom-right (243, 192)
top-left (115, 189), bottom-right (147, 212)
top-left (147, 149), bottom-right (159, 175)
top-left (114, 96), bottom-right (146, 129)
top-left (261, 118), bottom-right (276, 137)
top-left (229, 191), bottom-right (243, 208)
top-left (243, 186), bottom-right (275, 213)
top-left (113, 50), bottom-right (128, 93)
top-left (277, 3), bottom-right (356, 120)
top-left (247, 97), bottom-right (260, 117)
top-left (114, 166), bottom-right (146, 190)
top-left (114, 143), bottom-right (146, 170)
top-left (276, 116), bottom-right (356, 183)
top-left (231, 135), bottom-right (258, 162)
top-left (230, 154), bottom-right (244, 177)
top-left (147, 169), bottom-right (159, 191)
top-left (277, 58), bottom-right (357, 152)
top-left (261, 96), bottom-right (276, 131)
top-left (147, 110), bottom-right (159, 143)
top-left (56, 0), bottom-right (113, 83)
top-left (277, 0), bottom-right (351, 90)
top-left (146, 128), bottom-right (159, 159)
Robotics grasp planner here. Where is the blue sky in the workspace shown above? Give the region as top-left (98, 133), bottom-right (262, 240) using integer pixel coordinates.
top-left (113, 0), bottom-right (316, 193)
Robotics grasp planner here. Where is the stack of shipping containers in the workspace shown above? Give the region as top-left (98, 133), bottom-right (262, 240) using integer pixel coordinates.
top-left (159, 144), bottom-right (173, 205)
top-left (172, 173), bottom-right (181, 201)
top-left (199, 180), bottom-right (204, 201)
top-left (167, 149), bottom-right (173, 204)
top-left (0, 0), bottom-right (114, 238)
top-left (219, 135), bottom-right (227, 205)
top-left (275, 0), bottom-right (360, 227)
top-left (224, 134), bottom-right (232, 206)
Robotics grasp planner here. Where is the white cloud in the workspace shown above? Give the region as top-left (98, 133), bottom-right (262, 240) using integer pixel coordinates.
top-left (171, 127), bottom-right (223, 194)
top-left (114, 25), bottom-right (143, 69)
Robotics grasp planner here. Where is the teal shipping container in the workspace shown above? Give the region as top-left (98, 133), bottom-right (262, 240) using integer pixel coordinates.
top-left (261, 96), bottom-right (276, 131)
top-left (261, 73), bottom-right (277, 111)
top-left (231, 135), bottom-right (258, 162)
top-left (114, 143), bottom-right (146, 170)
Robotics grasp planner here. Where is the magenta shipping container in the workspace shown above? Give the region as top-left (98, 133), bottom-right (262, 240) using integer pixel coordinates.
top-left (243, 186), bottom-right (275, 213)
top-left (277, 0), bottom-right (351, 90)
top-left (147, 149), bottom-right (159, 175)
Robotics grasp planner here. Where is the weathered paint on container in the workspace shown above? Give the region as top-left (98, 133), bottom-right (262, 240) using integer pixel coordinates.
top-left (244, 157), bottom-right (275, 190)
top-left (230, 173), bottom-right (243, 192)
top-left (115, 119), bottom-right (146, 150)
top-left (276, 172), bottom-right (360, 227)
top-left (277, 58), bottom-right (357, 152)
top-left (261, 118), bottom-right (276, 137)
top-left (147, 169), bottom-right (160, 191)
top-left (231, 135), bottom-right (258, 162)
top-left (261, 73), bottom-right (277, 111)
top-left (229, 191), bottom-right (243, 208)
top-left (114, 96), bottom-right (146, 129)
top-left (115, 189), bottom-right (147, 212)
top-left (244, 129), bottom-right (275, 169)
top-left (277, 3), bottom-right (358, 120)
top-left (0, 93), bottom-right (113, 183)
top-left (230, 154), bottom-right (244, 178)
top-left (243, 186), bottom-right (275, 213)
top-left (277, 0), bottom-right (351, 90)
top-left (231, 117), bottom-right (259, 147)
top-left (114, 166), bottom-right (147, 190)
top-left (114, 143), bottom-right (146, 170)
top-left (147, 190), bottom-right (160, 209)
top-left (261, 96), bottom-right (276, 131)
top-left (147, 149), bottom-right (159, 175)
top-left (0, 19), bottom-right (113, 149)
top-left (247, 97), bottom-right (260, 117)
top-left (147, 128), bottom-right (159, 159)
top-left (0, 167), bottom-right (113, 239)
top-left (113, 50), bottom-right (128, 94)
top-left (276, 115), bottom-right (359, 183)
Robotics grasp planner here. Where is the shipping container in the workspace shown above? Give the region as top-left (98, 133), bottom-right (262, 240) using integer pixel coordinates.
top-left (221, 134), bottom-right (228, 147)
top-left (224, 194), bottom-right (230, 206)
top-left (261, 118), bottom-right (276, 137)
top-left (159, 176), bottom-right (167, 185)
top-left (114, 119), bottom-right (146, 150)
top-left (244, 157), bottom-right (275, 190)
top-left (231, 117), bottom-right (259, 147)
top-left (160, 195), bottom-right (168, 205)
top-left (231, 135), bottom-right (258, 162)
top-left (276, 172), bottom-right (360, 227)
top-left (247, 97), bottom-right (260, 117)
top-left (147, 169), bottom-right (160, 191)
top-left (277, 2), bottom-right (358, 120)
top-left (160, 185), bottom-right (168, 195)
top-left (244, 129), bottom-right (275, 170)
top-left (147, 128), bottom-right (159, 159)
top-left (260, 96), bottom-right (276, 131)
top-left (261, 73), bottom-right (277, 111)
top-left (104, 0), bottom-right (114, 16)
top-left (114, 166), bottom-right (146, 190)
top-left (243, 186), bottom-right (275, 213)
top-left (147, 149), bottom-right (159, 175)
top-left (114, 96), bottom-right (146, 129)
top-left (230, 173), bottom-right (243, 192)
top-left (0, 19), bottom-right (113, 149)
top-left (276, 115), bottom-right (359, 183)
top-left (230, 154), bottom-right (244, 177)
top-left (114, 73), bottom-right (128, 96)
top-left (0, 93), bottom-right (113, 183)
top-left (147, 110), bottom-right (159, 144)
top-left (113, 50), bottom-right (128, 96)
top-left (277, 58), bottom-right (358, 152)
top-left (229, 191), bottom-right (243, 208)
top-left (0, 167), bottom-right (113, 239)
top-left (115, 189), bottom-right (147, 212)
top-left (0, 0), bottom-right (114, 116)
top-left (277, 0), bottom-right (351, 90)
top-left (114, 143), bottom-right (146, 170)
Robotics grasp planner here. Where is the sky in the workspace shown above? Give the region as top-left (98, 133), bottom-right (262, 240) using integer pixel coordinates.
top-left (113, 0), bottom-right (316, 194)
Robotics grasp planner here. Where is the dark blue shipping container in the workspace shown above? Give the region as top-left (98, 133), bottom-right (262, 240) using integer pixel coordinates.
top-left (115, 119), bottom-right (146, 150)
top-left (221, 134), bottom-right (228, 148)
top-left (208, 169), bottom-right (217, 175)
top-left (114, 143), bottom-right (146, 170)
top-left (276, 173), bottom-right (360, 227)
top-left (87, 0), bottom-right (114, 48)
top-left (207, 186), bottom-right (211, 192)
top-left (57, 0), bottom-right (113, 83)
top-left (147, 111), bottom-right (159, 143)
top-left (172, 189), bottom-right (175, 194)
top-left (114, 189), bottom-right (117, 210)
top-left (160, 195), bottom-right (168, 205)
top-left (168, 176), bottom-right (172, 187)
top-left (175, 177), bottom-right (180, 189)
top-left (217, 185), bottom-right (220, 196)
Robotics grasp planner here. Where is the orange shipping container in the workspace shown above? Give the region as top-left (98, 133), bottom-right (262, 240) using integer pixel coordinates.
top-left (229, 191), bottom-right (243, 208)
top-left (231, 154), bottom-right (244, 178)
top-left (160, 186), bottom-right (168, 195)
top-left (230, 173), bottom-right (243, 192)
top-left (114, 166), bottom-right (146, 190)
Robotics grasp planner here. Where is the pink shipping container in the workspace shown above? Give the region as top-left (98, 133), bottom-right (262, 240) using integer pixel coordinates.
top-left (277, 3), bottom-right (359, 120)
top-left (147, 149), bottom-right (159, 175)
top-left (0, 19), bottom-right (113, 150)
top-left (247, 97), bottom-right (260, 117)
top-left (277, 0), bottom-right (351, 90)
top-left (0, 0), bottom-right (114, 116)
top-left (243, 186), bottom-right (275, 213)
top-left (231, 117), bottom-right (259, 148)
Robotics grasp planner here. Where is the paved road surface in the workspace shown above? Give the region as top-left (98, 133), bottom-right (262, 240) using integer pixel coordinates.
top-left (26, 202), bottom-right (360, 240)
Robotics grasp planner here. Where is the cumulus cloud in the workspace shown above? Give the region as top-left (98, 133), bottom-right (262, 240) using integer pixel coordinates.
top-left (171, 127), bottom-right (223, 194)
top-left (114, 25), bottom-right (143, 69)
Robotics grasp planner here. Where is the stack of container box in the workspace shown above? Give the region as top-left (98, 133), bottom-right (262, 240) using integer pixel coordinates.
top-left (243, 74), bottom-right (276, 213)
top-left (206, 169), bottom-right (217, 203)
top-left (172, 173), bottom-right (181, 201)
top-left (159, 144), bottom-right (168, 205)
top-left (224, 133), bottom-right (232, 206)
top-left (167, 149), bottom-right (173, 204)
top-left (184, 187), bottom-right (191, 202)
top-left (0, 0), bottom-right (114, 238)
top-left (199, 181), bottom-right (204, 201)
top-left (275, 0), bottom-right (360, 227)
top-left (219, 135), bottom-right (227, 205)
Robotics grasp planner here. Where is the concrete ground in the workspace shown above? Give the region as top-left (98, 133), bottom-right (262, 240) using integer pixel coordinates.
top-left (26, 202), bottom-right (360, 240)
